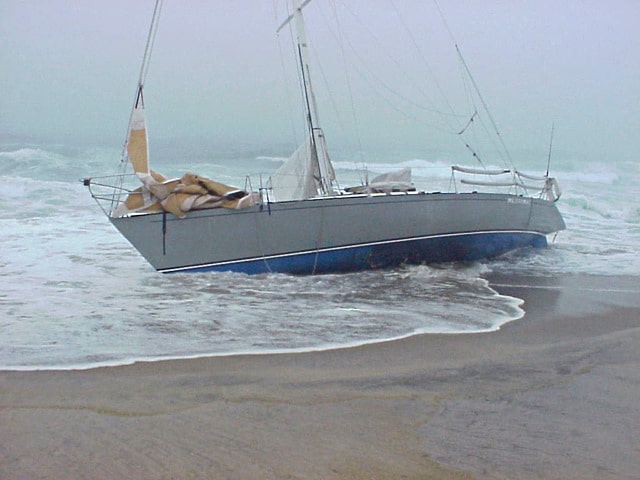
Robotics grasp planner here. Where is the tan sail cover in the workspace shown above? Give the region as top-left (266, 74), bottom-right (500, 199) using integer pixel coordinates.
top-left (114, 171), bottom-right (258, 218)
top-left (127, 107), bottom-right (149, 174)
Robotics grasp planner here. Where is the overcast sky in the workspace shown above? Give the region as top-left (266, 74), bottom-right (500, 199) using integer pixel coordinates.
top-left (1, 0), bottom-right (638, 164)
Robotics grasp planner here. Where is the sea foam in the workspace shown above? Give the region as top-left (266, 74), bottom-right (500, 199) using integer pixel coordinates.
top-left (1, 142), bottom-right (638, 370)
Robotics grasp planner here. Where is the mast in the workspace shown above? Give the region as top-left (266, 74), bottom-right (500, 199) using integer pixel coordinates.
top-left (278, 0), bottom-right (336, 196)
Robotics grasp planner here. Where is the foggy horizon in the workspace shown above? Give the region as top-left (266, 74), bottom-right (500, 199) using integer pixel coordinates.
top-left (1, 0), bottom-right (638, 165)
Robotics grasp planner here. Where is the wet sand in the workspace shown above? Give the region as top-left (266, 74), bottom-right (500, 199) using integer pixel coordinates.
top-left (1, 273), bottom-right (639, 479)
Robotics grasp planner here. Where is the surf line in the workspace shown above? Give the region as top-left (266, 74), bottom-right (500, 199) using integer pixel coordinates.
top-left (489, 284), bottom-right (640, 294)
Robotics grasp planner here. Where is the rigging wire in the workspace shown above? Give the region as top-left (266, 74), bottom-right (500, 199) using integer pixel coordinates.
top-left (456, 110), bottom-right (477, 135)
top-left (306, 3), bottom-right (347, 134)
top-left (274, 0), bottom-right (304, 148)
top-left (329, 0), bottom-right (367, 183)
top-left (389, 0), bottom-right (468, 134)
top-left (138, 0), bottom-right (163, 91)
top-left (336, 0), bottom-right (467, 122)
top-left (115, 0), bottom-right (163, 211)
top-left (317, 17), bottom-right (461, 135)
top-left (431, 0), bottom-right (457, 46)
top-left (120, 0), bottom-right (164, 164)
top-left (455, 44), bottom-right (514, 169)
top-left (432, 0), bottom-right (515, 170)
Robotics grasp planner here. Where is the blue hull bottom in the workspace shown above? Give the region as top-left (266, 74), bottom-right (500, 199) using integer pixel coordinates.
top-left (162, 231), bottom-right (547, 275)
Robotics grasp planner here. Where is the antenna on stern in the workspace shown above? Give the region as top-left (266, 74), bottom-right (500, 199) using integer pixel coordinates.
top-left (546, 123), bottom-right (555, 176)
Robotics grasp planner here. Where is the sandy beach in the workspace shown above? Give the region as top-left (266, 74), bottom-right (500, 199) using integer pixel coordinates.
top-left (1, 273), bottom-right (639, 479)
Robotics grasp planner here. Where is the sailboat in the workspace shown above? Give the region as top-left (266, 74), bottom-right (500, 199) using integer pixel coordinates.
top-left (84, 0), bottom-right (565, 275)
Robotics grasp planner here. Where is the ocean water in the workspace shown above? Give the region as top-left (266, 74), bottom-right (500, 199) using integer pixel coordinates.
top-left (1, 141), bottom-right (638, 370)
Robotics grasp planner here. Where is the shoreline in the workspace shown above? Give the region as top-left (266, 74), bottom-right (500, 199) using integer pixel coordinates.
top-left (0, 270), bottom-right (525, 372)
top-left (0, 271), bottom-right (525, 373)
top-left (5, 272), bottom-right (638, 374)
top-left (2, 273), bottom-right (639, 479)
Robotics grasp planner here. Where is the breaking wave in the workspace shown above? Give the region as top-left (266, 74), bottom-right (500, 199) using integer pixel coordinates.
top-left (1, 141), bottom-right (638, 369)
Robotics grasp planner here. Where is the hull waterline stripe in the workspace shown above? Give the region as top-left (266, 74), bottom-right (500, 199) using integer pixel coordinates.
top-left (157, 229), bottom-right (547, 273)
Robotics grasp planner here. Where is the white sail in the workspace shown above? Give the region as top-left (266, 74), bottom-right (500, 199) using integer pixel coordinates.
top-left (268, 136), bottom-right (321, 201)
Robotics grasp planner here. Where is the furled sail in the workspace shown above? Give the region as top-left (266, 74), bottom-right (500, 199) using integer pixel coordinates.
top-left (113, 171), bottom-right (258, 218)
top-left (313, 128), bottom-right (337, 194)
top-left (113, 89), bottom-right (259, 217)
top-left (127, 107), bottom-right (150, 175)
top-left (452, 166), bottom-right (510, 175)
top-left (344, 167), bottom-right (414, 194)
top-left (268, 136), bottom-right (321, 201)
top-left (112, 104), bottom-right (160, 216)
top-left (369, 167), bottom-right (413, 193)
